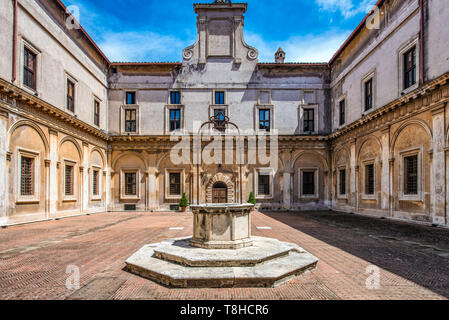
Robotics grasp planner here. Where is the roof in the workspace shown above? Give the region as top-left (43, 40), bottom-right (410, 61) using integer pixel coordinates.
top-left (328, 0), bottom-right (385, 65)
top-left (54, 0), bottom-right (111, 66)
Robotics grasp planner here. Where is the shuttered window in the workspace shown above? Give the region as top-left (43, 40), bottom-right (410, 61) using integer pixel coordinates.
top-left (404, 155), bottom-right (418, 195)
top-left (365, 164), bottom-right (375, 195)
top-left (125, 172), bottom-right (137, 196)
top-left (65, 165), bottom-right (74, 196)
top-left (92, 170), bottom-right (99, 196)
top-left (169, 173), bottom-right (181, 196)
top-left (67, 79), bottom-right (75, 112)
top-left (20, 156), bottom-right (34, 196)
top-left (404, 46), bottom-right (416, 90)
top-left (125, 109), bottom-right (137, 133)
top-left (94, 100), bottom-right (100, 126)
top-left (24, 47), bottom-right (36, 90)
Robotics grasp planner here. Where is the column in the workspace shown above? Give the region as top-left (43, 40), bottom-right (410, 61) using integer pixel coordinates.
top-left (48, 129), bottom-right (58, 216)
top-left (380, 126), bottom-right (391, 214)
top-left (147, 168), bottom-right (159, 210)
top-left (105, 148), bottom-right (112, 212)
top-left (0, 109), bottom-right (9, 225)
top-left (349, 139), bottom-right (357, 208)
top-left (431, 105), bottom-right (446, 226)
top-left (82, 142), bottom-right (89, 213)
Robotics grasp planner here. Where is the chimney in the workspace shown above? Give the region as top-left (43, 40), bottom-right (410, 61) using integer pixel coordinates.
top-left (275, 48), bottom-right (285, 63)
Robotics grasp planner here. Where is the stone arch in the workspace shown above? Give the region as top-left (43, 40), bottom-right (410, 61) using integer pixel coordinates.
top-left (59, 136), bottom-right (83, 162)
top-left (8, 120), bottom-right (49, 154)
top-left (390, 119), bottom-right (432, 155)
top-left (292, 150), bottom-right (329, 171)
top-left (333, 144), bottom-right (350, 168)
top-left (356, 135), bottom-right (382, 161)
top-left (112, 151), bottom-right (147, 170)
top-left (90, 147), bottom-right (106, 168)
top-left (206, 172), bottom-right (235, 203)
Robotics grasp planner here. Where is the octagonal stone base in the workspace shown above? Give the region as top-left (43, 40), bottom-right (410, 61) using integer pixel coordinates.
top-left (125, 237), bottom-right (318, 288)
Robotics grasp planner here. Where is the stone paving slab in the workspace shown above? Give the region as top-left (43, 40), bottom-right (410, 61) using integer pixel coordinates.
top-left (125, 240), bottom-right (318, 288)
top-left (153, 236), bottom-right (303, 267)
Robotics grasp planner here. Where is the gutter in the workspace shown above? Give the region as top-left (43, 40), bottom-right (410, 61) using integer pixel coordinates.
top-left (12, 0), bottom-right (17, 83)
top-left (419, 0), bottom-right (425, 86)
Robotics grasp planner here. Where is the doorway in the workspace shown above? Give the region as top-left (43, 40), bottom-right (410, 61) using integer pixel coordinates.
top-left (212, 182), bottom-right (228, 204)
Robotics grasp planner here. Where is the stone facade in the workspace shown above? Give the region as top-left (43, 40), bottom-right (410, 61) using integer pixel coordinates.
top-left (0, 0), bottom-right (448, 227)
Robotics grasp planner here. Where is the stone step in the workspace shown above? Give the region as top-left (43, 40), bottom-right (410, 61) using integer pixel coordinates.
top-left (125, 240), bottom-right (318, 288)
top-left (153, 236), bottom-right (303, 267)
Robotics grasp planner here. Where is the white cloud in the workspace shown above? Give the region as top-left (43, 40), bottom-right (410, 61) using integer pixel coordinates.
top-left (98, 31), bottom-right (195, 62)
top-left (315, 0), bottom-right (377, 19)
top-left (244, 30), bottom-right (351, 63)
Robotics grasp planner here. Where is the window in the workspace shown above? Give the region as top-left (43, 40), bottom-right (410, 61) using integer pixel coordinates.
top-left (94, 100), bottom-right (100, 126)
top-left (259, 109), bottom-right (270, 132)
top-left (126, 92), bottom-right (136, 105)
top-left (20, 156), bottom-right (34, 196)
top-left (303, 108), bottom-right (315, 132)
top-left (92, 170), bottom-right (99, 196)
top-left (125, 172), bottom-right (137, 196)
top-left (125, 109), bottom-right (137, 133)
top-left (339, 169), bottom-right (346, 195)
top-left (169, 109), bottom-right (181, 132)
top-left (170, 91), bottom-right (180, 105)
top-left (404, 155), bottom-right (418, 195)
top-left (404, 46), bottom-right (416, 90)
top-left (302, 171), bottom-right (315, 196)
top-left (67, 79), bottom-right (75, 112)
top-left (214, 109), bottom-right (226, 131)
top-left (169, 172), bottom-right (181, 196)
top-left (65, 165), bottom-right (74, 196)
top-left (339, 99), bottom-right (345, 126)
top-left (23, 47), bottom-right (36, 90)
top-left (215, 91), bottom-right (225, 105)
top-left (258, 173), bottom-right (270, 196)
top-left (364, 78), bottom-right (373, 111)
top-left (365, 164), bottom-right (375, 195)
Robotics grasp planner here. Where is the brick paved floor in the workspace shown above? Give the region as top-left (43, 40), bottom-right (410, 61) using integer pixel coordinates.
top-left (0, 210), bottom-right (448, 300)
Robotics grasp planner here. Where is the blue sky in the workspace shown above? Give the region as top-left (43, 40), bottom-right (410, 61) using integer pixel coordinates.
top-left (62, 0), bottom-right (377, 63)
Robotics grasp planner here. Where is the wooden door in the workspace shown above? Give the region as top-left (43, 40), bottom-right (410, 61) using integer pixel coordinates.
top-left (212, 183), bottom-right (228, 203)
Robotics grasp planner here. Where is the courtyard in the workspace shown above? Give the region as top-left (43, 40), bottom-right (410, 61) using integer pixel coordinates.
top-left (0, 210), bottom-right (448, 300)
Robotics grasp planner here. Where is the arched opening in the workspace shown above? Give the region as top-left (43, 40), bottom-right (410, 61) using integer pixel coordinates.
top-left (212, 182), bottom-right (228, 204)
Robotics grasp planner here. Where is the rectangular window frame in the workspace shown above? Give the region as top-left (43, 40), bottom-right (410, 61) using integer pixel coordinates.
top-left (93, 97), bottom-right (101, 127)
top-left (16, 148), bottom-right (40, 204)
top-left (255, 105), bottom-right (274, 134)
top-left (120, 169), bottom-right (140, 200)
top-left (62, 159), bottom-right (77, 202)
top-left (66, 76), bottom-right (76, 113)
top-left (169, 90), bottom-right (181, 105)
top-left (337, 167), bottom-right (348, 199)
top-left (302, 106), bottom-right (318, 134)
top-left (20, 39), bottom-right (40, 94)
top-left (339, 98), bottom-right (346, 127)
top-left (125, 91), bottom-right (137, 105)
top-left (165, 169), bottom-right (185, 200)
top-left (362, 160), bottom-right (377, 200)
top-left (121, 106), bottom-right (140, 135)
top-left (361, 70), bottom-right (376, 115)
top-left (91, 166), bottom-right (102, 200)
top-left (399, 148), bottom-right (423, 202)
top-left (398, 37), bottom-right (420, 95)
top-left (214, 90), bottom-right (226, 105)
top-left (254, 168), bottom-right (274, 200)
top-left (165, 106), bottom-right (185, 134)
top-left (299, 168), bottom-right (319, 200)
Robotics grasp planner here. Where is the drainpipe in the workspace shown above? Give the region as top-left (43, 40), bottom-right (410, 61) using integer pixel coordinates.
top-left (419, 0), bottom-right (425, 86)
top-left (12, 0), bottom-right (18, 83)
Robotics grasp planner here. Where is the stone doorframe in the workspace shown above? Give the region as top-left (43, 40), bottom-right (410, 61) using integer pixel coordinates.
top-left (206, 173), bottom-right (235, 203)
